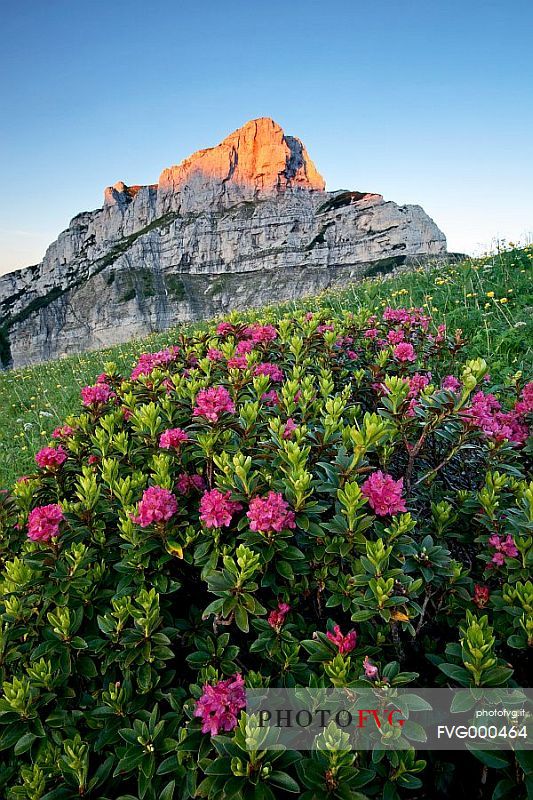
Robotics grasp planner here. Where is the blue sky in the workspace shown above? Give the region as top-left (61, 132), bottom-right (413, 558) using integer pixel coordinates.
top-left (1, 0), bottom-right (532, 274)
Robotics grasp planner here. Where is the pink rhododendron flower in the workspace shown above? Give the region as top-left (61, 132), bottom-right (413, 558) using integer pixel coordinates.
top-left (87, 455), bottom-right (99, 465)
top-left (361, 471), bottom-right (407, 516)
top-left (282, 418), bottom-right (297, 439)
top-left (235, 339), bottom-right (255, 355)
top-left (463, 392), bottom-right (528, 444)
top-left (317, 324), bottom-right (335, 333)
top-left (408, 373), bottom-right (430, 398)
top-left (515, 382), bottom-right (533, 416)
top-left (227, 355), bottom-right (248, 370)
top-left (488, 534), bottom-right (518, 564)
top-left (193, 386), bottom-right (235, 423)
top-left (130, 347), bottom-right (180, 380)
top-left (393, 342), bottom-right (416, 362)
top-left (131, 486), bottom-right (178, 527)
top-left (216, 322), bottom-right (234, 337)
top-left (435, 323), bottom-right (447, 343)
top-left (473, 584), bottom-right (490, 608)
top-left (52, 425), bottom-right (75, 439)
top-left (407, 398), bottom-right (419, 417)
top-left (442, 375), bottom-right (461, 392)
top-left (247, 491), bottom-right (295, 534)
top-left (364, 328), bottom-right (379, 339)
top-left (268, 602), bottom-right (291, 631)
top-left (253, 362), bottom-right (284, 382)
top-left (346, 350), bottom-right (358, 361)
top-left (199, 489), bottom-right (242, 528)
top-left (81, 383), bottom-right (115, 407)
top-left (261, 390), bottom-right (280, 406)
top-left (35, 446), bottom-right (67, 470)
top-left (176, 472), bottom-right (205, 495)
top-left (194, 674), bottom-right (246, 735)
top-left (383, 307), bottom-right (412, 324)
top-left (159, 428), bottom-right (189, 449)
top-left (207, 348), bottom-right (224, 361)
top-left (363, 656), bottom-right (379, 679)
top-left (327, 624), bottom-right (357, 654)
top-left (244, 323), bottom-right (278, 343)
top-left (27, 504), bottom-right (63, 542)
top-left (387, 329), bottom-right (405, 344)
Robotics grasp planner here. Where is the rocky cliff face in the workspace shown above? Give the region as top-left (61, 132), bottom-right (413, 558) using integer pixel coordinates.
top-left (0, 118), bottom-right (448, 368)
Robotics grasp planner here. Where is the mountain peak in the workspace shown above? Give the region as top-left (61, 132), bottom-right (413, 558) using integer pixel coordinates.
top-left (156, 118), bottom-right (325, 212)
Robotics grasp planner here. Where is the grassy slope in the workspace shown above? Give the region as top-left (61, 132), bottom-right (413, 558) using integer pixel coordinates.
top-left (0, 244), bottom-right (531, 487)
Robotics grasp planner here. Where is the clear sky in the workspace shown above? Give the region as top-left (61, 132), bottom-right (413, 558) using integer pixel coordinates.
top-left (1, 0), bottom-right (532, 275)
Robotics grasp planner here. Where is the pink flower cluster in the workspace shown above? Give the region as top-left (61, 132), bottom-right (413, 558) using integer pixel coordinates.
top-left (159, 428), bottom-right (189, 449)
top-left (268, 602), bottom-right (291, 631)
top-left (35, 446), bottom-right (67, 470)
top-left (383, 306), bottom-right (430, 330)
top-left (282, 418), bottom-right (297, 439)
top-left (442, 375), bottom-right (461, 392)
top-left (176, 472), bottom-right (205, 494)
top-left (488, 534), bottom-right (518, 566)
top-left (387, 328), bottom-right (405, 345)
top-left (247, 491), bottom-right (296, 534)
top-left (515, 382), bottom-right (533, 416)
top-left (364, 328), bottom-right (379, 340)
top-left (242, 323), bottom-right (278, 344)
top-left (361, 471), bottom-right (407, 517)
top-left (227, 355), bottom-right (249, 370)
top-left (81, 383), bottom-right (115, 407)
top-left (473, 584), bottom-right (490, 608)
top-left (235, 339), bottom-right (255, 355)
top-left (193, 386), bottom-right (235, 423)
top-left (194, 673), bottom-right (246, 735)
top-left (253, 362), bottom-right (284, 382)
top-left (327, 624), bottom-right (357, 654)
top-left (363, 656), bottom-right (379, 679)
top-left (261, 390), bottom-right (279, 406)
top-left (130, 347), bottom-right (180, 380)
top-left (207, 348), bottom-right (224, 361)
top-left (463, 392), bottom-right (529, 445)
top-left (27, 504), bottom-right (63, 542)
top-left (408, 373), bottom-right (430, 398)
top-left (199, 489), bottom-right (242, 528)
top-left (131, 486), bottom-right (178, 527)
top-left (216, 322), bottom-right (235, 337)
top-left (52, 425), bottom-right (75, 439)
top-left (393, 342), bottom-right (416, 362)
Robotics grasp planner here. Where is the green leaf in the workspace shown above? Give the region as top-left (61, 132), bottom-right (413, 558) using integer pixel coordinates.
top-left (276, 561), bottom-right (294, 581)
top-left (14, 732), bottom-right (37, 755)
top-left (438, 663), bottom-right (471, 685)
top-left (268, 771), bottom-right (300, 793)
top-left (160, 780), bottom-right (176, 800)
top-left (234, 605), bottom-right (249, 633)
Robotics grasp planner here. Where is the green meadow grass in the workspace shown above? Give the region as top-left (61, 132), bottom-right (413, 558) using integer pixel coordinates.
top-left (1, 243), bottom-right (531, 487)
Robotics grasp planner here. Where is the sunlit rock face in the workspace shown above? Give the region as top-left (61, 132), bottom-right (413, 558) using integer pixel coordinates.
top-left (0, 118), bottom-right (448, 368)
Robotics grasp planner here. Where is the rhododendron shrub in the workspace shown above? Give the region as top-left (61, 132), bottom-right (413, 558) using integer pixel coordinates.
top-left (0, 305), bottom-right (531, 800)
